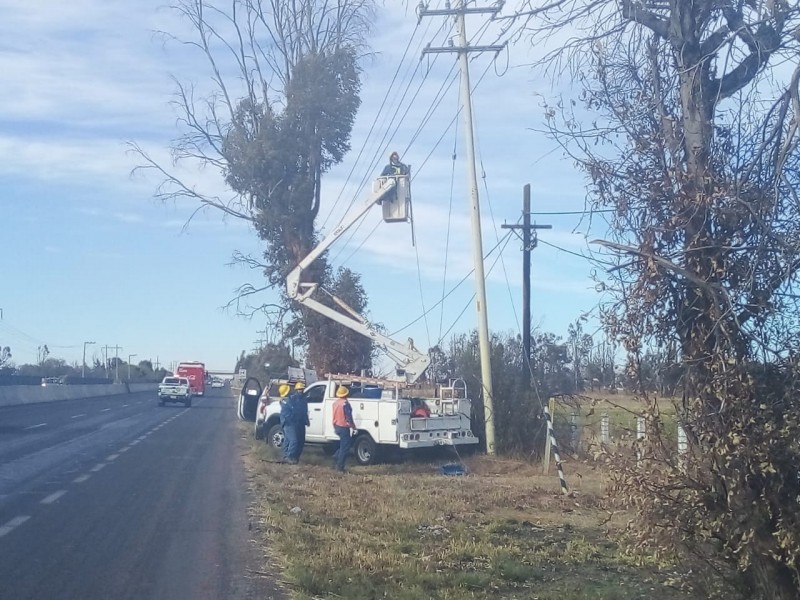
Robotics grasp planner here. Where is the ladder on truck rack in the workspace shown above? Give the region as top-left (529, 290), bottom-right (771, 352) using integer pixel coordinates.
top-left (435, 379), bottom-right (468, 416)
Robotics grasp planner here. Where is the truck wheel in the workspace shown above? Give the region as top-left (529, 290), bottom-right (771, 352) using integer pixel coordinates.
top-left (266, 423), bottom-right (285, 450)
top-left (354, 434), bottom-right (378, 466)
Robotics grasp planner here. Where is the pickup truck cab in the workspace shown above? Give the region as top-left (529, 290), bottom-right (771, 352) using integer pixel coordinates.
top-left (158, 376), bottom-right (192, 407)
top-left (260, 376), bottom-right (478, 465)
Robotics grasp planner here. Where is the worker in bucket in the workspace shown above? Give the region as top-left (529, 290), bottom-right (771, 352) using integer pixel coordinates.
top-left (381, 151), bottom-right (409, 176)
top-left (332, 385), bottom-right (356, 473)
top-left (288, 381), bottom-right (309, 462)
top-left (278, 383), bottom-right (298, 464)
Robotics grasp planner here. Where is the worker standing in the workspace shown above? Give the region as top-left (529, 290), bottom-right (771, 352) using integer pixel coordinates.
top-left (289, 381), bottom-right (309, 462)
top-left (332, 385), bottom-right (356, 473)
top-left (278, 383), bottom-right (298, 464)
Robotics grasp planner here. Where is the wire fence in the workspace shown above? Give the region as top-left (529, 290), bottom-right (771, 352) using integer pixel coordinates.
top-left (545, 394), bottom-right (685, 463)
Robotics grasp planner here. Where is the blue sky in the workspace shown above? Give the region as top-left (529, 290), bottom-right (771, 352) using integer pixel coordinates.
top-left (0, 1), bottom-right (605, 373)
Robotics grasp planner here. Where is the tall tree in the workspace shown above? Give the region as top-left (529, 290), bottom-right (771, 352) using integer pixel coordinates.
top-left (133, 0), bottom-right (377, 373)
top-left (511, 0), bottom-right (800, 596)
top-left (0, 345), bottom-right (11, 369)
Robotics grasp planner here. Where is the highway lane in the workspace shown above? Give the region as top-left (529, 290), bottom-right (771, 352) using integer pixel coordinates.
top-left (0, 387), bottom-right (283, 600)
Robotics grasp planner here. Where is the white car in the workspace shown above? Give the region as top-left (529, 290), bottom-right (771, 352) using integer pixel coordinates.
top-left (211, 379), bottom-right (224, 388)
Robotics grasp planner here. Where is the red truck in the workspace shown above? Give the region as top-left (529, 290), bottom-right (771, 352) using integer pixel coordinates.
top-left (175, 361), bottom-right (206, 396)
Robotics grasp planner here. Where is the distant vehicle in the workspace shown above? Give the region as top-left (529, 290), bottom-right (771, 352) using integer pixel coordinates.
top-left (158, 376), bottom-right (192, 407)
top-left (175, 361), bottom-right (206, 396)
top-left (41, 377), bottom-right (63, 386)
top-left (211, 378), bottom-right (224, 388)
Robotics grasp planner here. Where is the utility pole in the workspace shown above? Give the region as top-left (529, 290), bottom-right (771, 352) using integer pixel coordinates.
top-left (420, 0), bottom-right (505, 454)
top-left (502, 184), bottom-right (552, 385)
top-left (104, 344), bottom-right (122, 382)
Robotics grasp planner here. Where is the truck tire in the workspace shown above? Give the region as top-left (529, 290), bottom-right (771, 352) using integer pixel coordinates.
top-left (266, 423), bottom-right (285, 450)
top-left (354, 433), bottom-right (378, 466)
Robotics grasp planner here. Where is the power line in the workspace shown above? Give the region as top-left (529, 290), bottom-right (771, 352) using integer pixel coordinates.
top-left (529, 209), bottom-right (615, 216)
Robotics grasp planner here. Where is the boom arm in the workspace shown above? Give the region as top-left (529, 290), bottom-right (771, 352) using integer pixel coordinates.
top-left (286, 176), bottom-right (431, 383)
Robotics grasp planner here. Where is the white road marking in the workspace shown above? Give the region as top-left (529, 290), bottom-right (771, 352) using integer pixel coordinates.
top-left (130, 440), bottom-right (140, 446)
top-left (41, 490), bottom-right (67, 505)
top-left (122, 404), bottom-right (129, 407)
top-left (101, 408), bottom-right (111, 413)
top-left (106, 454), bottom-right (120, 461)
top-left (118, 446), bottom-right (131, 453)
top-left (90, 463), bottom-right (106, 472)
top-left (0, 516), bottom-right (30, 538)
top-left (71, 414), bottom-right (86, 419)
top-left (25, 423), bottom-right (47, 430)
top-left (73, 474), bottom-right (91, 483)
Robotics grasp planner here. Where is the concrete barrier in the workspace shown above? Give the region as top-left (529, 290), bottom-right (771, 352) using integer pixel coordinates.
top-left (0, 383), bottom-right (159, 408)
top-left (128, 383), bottom-right (159, 393)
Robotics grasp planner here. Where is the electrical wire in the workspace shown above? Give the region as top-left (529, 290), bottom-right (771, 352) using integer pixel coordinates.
top-left (322, 16), bottom-right (425, 230)
top-left (390, 229), bottom-right (514, 337)
top-left (436, 228), bottom-right (517, 345)
top-left (438, 120), bottom-right (459, 342)
top-left (530, 209), bottom-right (616, 216)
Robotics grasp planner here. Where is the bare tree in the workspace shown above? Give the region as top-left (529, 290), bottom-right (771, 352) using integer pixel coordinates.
top-left (132, 0), bottom-right (377, 373)
top-left (508, 0), bottom-right (800, 596)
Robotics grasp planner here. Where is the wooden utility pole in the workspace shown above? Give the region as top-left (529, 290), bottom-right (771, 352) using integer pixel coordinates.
top-left (502, 184), bottom-right (551, 385)
top-left (420, 0), bottom-right (505, 455)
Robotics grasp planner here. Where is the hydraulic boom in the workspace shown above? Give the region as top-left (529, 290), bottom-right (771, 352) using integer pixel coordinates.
top-left (286, 175), bottom-right (431, 383)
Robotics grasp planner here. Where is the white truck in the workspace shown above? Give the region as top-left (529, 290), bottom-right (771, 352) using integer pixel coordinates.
top-left (261, 375), bottom-right (477, 465)
top-left (158, 376), bottom-right (192, 407)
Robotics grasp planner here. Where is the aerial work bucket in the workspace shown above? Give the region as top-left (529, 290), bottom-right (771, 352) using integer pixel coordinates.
top-left (375, 174), bottom-right (411, 223)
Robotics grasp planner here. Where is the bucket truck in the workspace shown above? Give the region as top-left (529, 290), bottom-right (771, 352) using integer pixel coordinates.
top-left (286, 174), bottom-right (431, 383)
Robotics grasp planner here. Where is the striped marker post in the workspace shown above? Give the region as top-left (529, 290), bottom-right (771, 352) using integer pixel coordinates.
top-left (543, 402), bottom-right (569, 495)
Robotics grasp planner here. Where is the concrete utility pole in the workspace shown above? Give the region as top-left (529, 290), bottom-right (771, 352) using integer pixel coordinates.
top-left (82, 341), bottom-right (96, 378)
top-left (420, 0), bottom-right (505, 454)
top-left (104, 345), bottom-right (122, 382)
top-left (502, 185), bottom-right (552, 386)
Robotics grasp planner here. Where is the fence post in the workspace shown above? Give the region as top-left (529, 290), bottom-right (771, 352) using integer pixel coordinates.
top-left (600, 412), bottom-right (609, 444)
top-left (636, 415), bottom-right (646, 465)
top-left (543, 398), bottom-right (569, 495)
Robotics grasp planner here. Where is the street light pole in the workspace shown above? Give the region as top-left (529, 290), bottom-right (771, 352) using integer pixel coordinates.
top-left (82, 341), bottom-right (96, 378)
top-left (128, 354), bottom-right (137, 380)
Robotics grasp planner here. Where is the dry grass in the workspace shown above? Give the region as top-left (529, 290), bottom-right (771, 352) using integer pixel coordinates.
top-left (240, 423), bottom-right (698, 599)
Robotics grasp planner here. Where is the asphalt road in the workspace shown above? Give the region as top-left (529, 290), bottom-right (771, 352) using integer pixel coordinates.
top-left (0, 386), bottom-right (283, 600)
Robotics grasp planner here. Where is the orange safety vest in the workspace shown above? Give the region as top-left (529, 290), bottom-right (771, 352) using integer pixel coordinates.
top-left (332, 397), bottom-right (353, 427)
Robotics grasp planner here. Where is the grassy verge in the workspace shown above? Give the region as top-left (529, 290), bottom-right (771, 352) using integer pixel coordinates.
top-left (241, 425), bottom-right (697, 599)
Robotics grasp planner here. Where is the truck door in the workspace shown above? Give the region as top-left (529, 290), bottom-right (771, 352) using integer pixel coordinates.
top-left (305, 384), bottom-right (326, 438)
